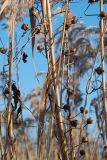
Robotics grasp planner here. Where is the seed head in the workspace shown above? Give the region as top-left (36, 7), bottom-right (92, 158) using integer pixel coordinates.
top-left (80, 150), bottom-right (85, 156)
top-left (0, 48), bottom-right (7, 54)
top-left (100, 11), bottom-right (107, 18)
top-left (4, 88), bottom-right (10, 94)
top-left (95, 67), bottom-right (104, 75)
top-left (87, 117), bottom-right (93, 124)
top-left (63, 104), bottom-right (70, 112)
top-left (70, 120), bottom-right (78, 128)
top-left (82, 136), bottom-right (88, 143)
top-left (88, 0), bottom-right (99, 3)
top-left (21, 24), bottom-right (28, 31)
top-left (80, 107), bottom-right (88, 114)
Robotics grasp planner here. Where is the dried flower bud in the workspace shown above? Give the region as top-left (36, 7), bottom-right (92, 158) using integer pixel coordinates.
top-left (0, 48), bottom-right (7, 54)
top-left (87, 117), bottom-right (93, 124)
top-left (22, 52), bottom-right (28, 63)
top-left (88, 0), bottom-right (99, 3)
top-left (37, 45), bottom-right (44, 52)
top-left (82, 137), bottom-right (88, 143)
top-left (65, 24), bottom-right (70, 30)
top-left (95, 67), bottom-right (104, 75)
top-left (70, 120), bottom-right (78, 127)
top-left (104, 145), bottom-right (107, 150)
top-left (63, 104), bottom-right (70, 112)
top-left (80, 107), bottom-right (88, 114)
top-left (4, 88), bottom-right (10, 94)
top-left (71, 16), bottom-right (77, 24)
top-left (67, 89), bottom-right (74, 96)
top-left (21, 24), bottom-right (28, 31)
top-left (100, 11), bottom-right (107, 18)
top-left (33, 27), bottom-right (40, 35)
top-left (80, 150), bottom-right (85, 156)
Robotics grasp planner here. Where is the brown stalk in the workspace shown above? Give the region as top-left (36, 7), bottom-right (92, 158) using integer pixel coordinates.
top-left (4, 17), bottom-right (15, 159)
top-left (100, 0), bottom-right (107, 141)
top-left (46, 0), bottom-right (67, 159)
top-left (77, 45), bottom-right (99, 160)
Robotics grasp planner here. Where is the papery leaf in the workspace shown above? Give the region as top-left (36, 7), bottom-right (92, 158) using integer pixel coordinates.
top-left (29, 5), bottom-right (36, 58)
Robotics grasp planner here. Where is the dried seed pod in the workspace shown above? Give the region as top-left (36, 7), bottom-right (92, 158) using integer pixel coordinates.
top-left (4, 88), bottom-right (10, 94)
top-left (67, 89), bottom-right (74, 96)
top-left (33, 27), bottom-right (40, 35)
top-left (80, 107), bottom-right (88, 114)
top-left (71, 16), bottom-right (77, 24)
top-left (88, 0), bottom-right (99, 3)
top-left (95, 67), bottom-right (104, 75)
top-left (82, 136), bottom-right (88, 143)
top-left (70, 120), bottom-right (78, 127)
top-left (80, 150), bottom-right (85, 156)
top-left (21, 24), bottom-right (28, 31)
top-left (37, 45), bottom-right (44, 52)
top-left (22, 52), bottom-right (28, 63)
top-left (100, 11), bottom-right (107, 18)
top-left (62, 104), bottom-right (70, 112)
top-left (104, 145), bottom-right (107, 150)
top-left (87, 117), bottom-right (93, 124)
top-left (0, 48), bottom-right (7, 54)
top-left (65, 24), bottom-right (70, 30)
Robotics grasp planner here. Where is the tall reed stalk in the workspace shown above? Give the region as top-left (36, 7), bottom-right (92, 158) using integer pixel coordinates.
top-left (100, 0), bottom-right (107, 142)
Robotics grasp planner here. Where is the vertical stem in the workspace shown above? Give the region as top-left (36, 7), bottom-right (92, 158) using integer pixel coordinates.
top-left (4, 18), bottom-right (15, 159)
top-left (77, 47), bottom-right (99, 160)
top-left (100, 0), bottom-right (107, 141)
top-left (46, 0), bottom-right (67, 159)
top-left (0, 113), bottom-right (3, 158)
top-left (8, 18), bottom-right (14, 142)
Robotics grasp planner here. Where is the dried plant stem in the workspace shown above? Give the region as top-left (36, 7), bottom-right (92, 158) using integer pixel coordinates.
top-left (57, 1), bottom-right (69, 78)
top-left (77, 45), bottom-right (99, 160)
top-left (41, 0), bottom-right (50, 69)
top-left (100, 0), bottom-right (107, 141)
top-left (0, 113), bottom-right (4, 158)
top-left (46, 0), bottom-right (67, 159)
top-left (5, 18), bottom-right (15, 159)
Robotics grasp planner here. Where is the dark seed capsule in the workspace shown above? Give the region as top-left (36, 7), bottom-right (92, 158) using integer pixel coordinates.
top-left (67, 89), bottom-right (74, 96)
top-left (33, 27), bottom-right (40, 34)
top-left (104, 145), bottom-right (107, 150)
top-left (82, 137), bottom-right (88, 143)
top-left (4, 88), bottom-right (10, 94)
top-left (70, 120), bottom-right (78, 127)
top-left (95, 67), bottom-right (104, 75)
top-left (100, 11), bottom-right (107, 18)
top-left (87, 117), bottom-right (93, 124)
top-left (21, 24), bottom-right (28, 31)
top-left (22, 53), bottom-right (28, 63)
top-left (62, 104), bottom-right (70, 112)
top-left (37, 45), bottom-right (44, 52)
top-left (88, 0), bottom-right (99, 3)
top-left (80, 150), bottom-right (85, 156)
top-left (0, 48), bottom-right (7, 54)
top-left (80, 107), bottom-right (88, 114)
